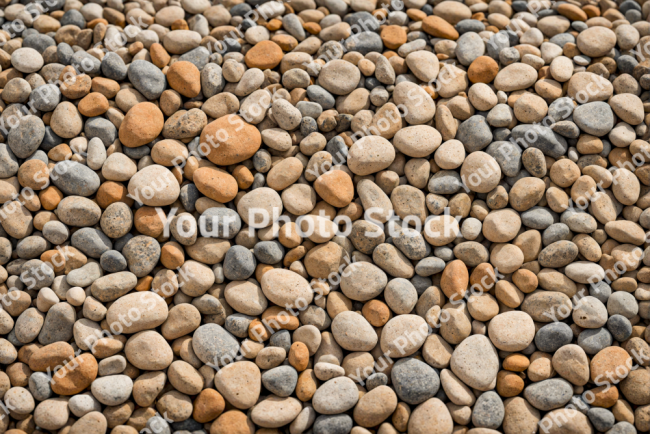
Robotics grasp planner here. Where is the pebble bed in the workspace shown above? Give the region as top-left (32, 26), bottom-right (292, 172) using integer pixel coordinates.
top-left (1, 0), bottom-right (650, 433)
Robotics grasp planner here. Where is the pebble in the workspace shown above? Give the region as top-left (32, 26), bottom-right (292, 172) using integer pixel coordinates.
top-left (487, 311), bottom-right (535, 351)
top-left (312, 377), bottom-right (359, 414)
top-left (391, 358), bottom-right (440, 405)
top-left (450, 335), bottom-right (499, 391)
top-left (472, 391), bottom-right (505, 429)
top-left (192, 324), bottom-right (239, 367)
top-left (523, 379), bottom-right (574, 411)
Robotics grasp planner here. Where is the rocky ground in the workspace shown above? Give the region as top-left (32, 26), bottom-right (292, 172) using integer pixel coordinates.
top-left (0, 0), bottom-right (649, 432)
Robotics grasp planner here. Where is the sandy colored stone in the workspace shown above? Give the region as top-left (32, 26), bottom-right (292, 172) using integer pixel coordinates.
top-left (51, 353), bottom-right (98, 395)
top-left (118, 102), bottom-right (164, 148)
top-left (245, 40), bottom-right (284, 69)
top-left (422, 16), bottom-right (459, 40)
top-left (201, 115), bottom-right (261, 166)
top-left (167, 61), bottom-right (200, 98)
top-left (314, 170), bottom-right (354, 207)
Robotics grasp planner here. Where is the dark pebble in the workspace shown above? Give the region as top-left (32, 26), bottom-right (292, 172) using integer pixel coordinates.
top-left (253, 241), bottom-right (284, 265)
top-left (535, 322), bottom-right (573, 352)
top-left (71, 228), bottom-right (113, 258)
top-left (223, 245), bottom-right (256, 280)
top-left (391, 358), bottom-right (440, 405)
top-left (472, 391), bottom-right (505, 429)
top-left (100, 250), bottom-right (128, 273)
top-left (588, 408), bottom-right (615, 432)
top-left (313, 414), bottom-right (353, 434)
top-left (578, 327), bottom-right (613, 355)
top-left (261, 366), bottom-right (298, 397)
top-left (606, 314), bottom-right (632, 342)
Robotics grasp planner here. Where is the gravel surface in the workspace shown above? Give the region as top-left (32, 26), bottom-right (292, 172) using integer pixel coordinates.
top-left (0, 0), bottom-right (649, 433)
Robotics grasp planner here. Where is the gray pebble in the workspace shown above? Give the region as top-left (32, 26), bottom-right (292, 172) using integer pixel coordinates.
top-left (122, 145), bottom-right (150, 159)
top-left (393, 228), bottom-right (429, 260)
top-left (571, 395), bottom-right (591, 414)
top-left (606, 314), bottom-right (632, 342)
top-left (548, 97), bottom-right (574, 122)
top-left (391, 358), bottom-right (439, 405)
top-left (41, 126), bottom-right (64, 151)
top-left (180, 184), bottom-right (200, 213)
top-left (100, 250), bottom-right (128, 273)
top-left (23, 34), bottom-right (55, 54)
top-left (66, 262), bottom-right (102, 287)
top-left (0, 143), bottom-right (19, 178)
top-left (201, 63), bottom-right (224, 98)
top-left (588, 408), bottom-right (615, 432)
top-left (57, 42), bottom-right (74, 65)
top-left (523, 378), bottom-right (573, 411)
top-left (535, 322), bottom-right (573, 352)
top-left (550, 33), bottom-right (575, 47)
top-left (51, 161), bottom-right (101, 197)
top-left (456, 19), bottom-right (485, 34)
top-left (122, 235), bottom-right (160, 277)
top-left (269, 329), bottom-right (291, 353)
top-left (282, 14), bottom-right (306, 41)
top-left (224, 313), bottom-right (254, 338)
top-left (313, 414), bottom-right (353, 434)
top-left (552, 120), bottom-right (580, 138)
top-left (511, 124), bottom-right (568, 158)
top-left (42, 221), bottom-right (69, 245)
top-left (487, 31), bottom-right (509, 59)
top-left (8, 116), bottom-right (45, 158)
top-left (71, 228), bottom-right (113, 258)
top-left (428, 170), bottom-right (463, 195)
top-left (456, 115), bottom-right (493, 153)
top-left (472, 391), bottom-right (504, 429)
top-left (262, 366), bottom-right (298, 397)
top-left (344, 31), bottom-right (383, 55)
top-left (573, 102), bottom-right (615, 137)
top-left (21, 259), bottom-right (55, 290)
top-left (296, 101), bottom-right (323, 119)
top-left (306, 85), bottom-right (336, 110)
top-left (590, 281), bottom-right (612, 304)
top-left (192, 323), bottom-right (240, 367)
top-left (60, 9), bottom-right (86, 27)
top-left (326, 136), bottom-right (348, 165)
top-left (607, 292), bottom-right (638, 318)
top-left (85, 116), bottom-right (117, 147)
top-left (410, 275), bottom-right (432, 295)
top-left (31, 84), bottom-right (61, 112)
top-left (606, 422), bottom-right (637, 434)
top-left (101, 52), bottom-right (128, 81)
top-left (344, 12), bottom-right (379, 31)
top-left (223, 245), bottom-right (256, 280)
top-left (29, 371), bottom-right (53, 401)
top-left (179, 47), bottom-right (210, 70)
top-left (171, 419), bottom-right (203, 432)
top-left (578, 327), bottom-right (613, 355)
top-left (434, 246), bottom-right (455, 262)
top-left (486, 141), bottom-right (522, 177)
top-left (16, 236), bottom-right (49, 259)
top-left (71, 50), bottom-right (101, 75)
top-left (199, 208), bottom-right (241, 240)
top-left (366, 373), bottom-right (388, 391)
top-left (456, 32), bottom-right (485, 65)
top-left (415, 257), bottom-right (446, 276)
top-left (542, 223), bottom-right (572, 246)
top-left (499, 47), bottom-right (520, 65)
top-left (39, 302), bottom-right (75, 345)
top-left (128, 60), bottom-right (167, 100)
top-left (522, 207), bottom-right (556, 230)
